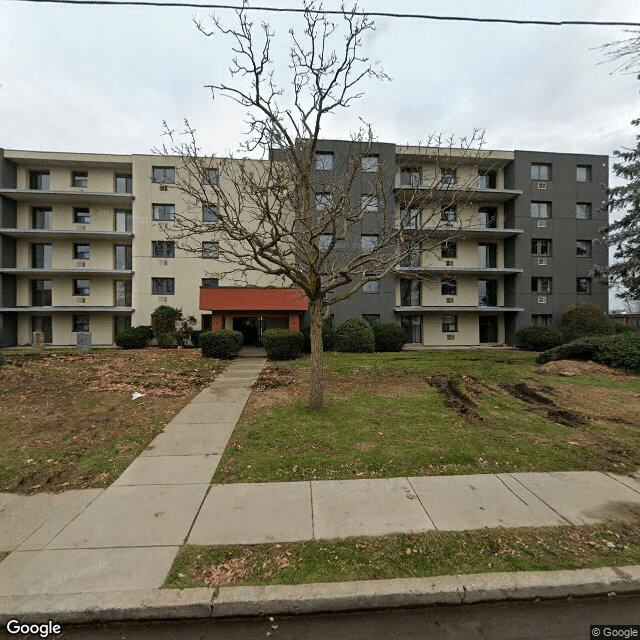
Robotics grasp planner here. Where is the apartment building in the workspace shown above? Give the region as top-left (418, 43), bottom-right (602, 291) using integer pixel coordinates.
top-left (0, 143), bottom-right (607, 347)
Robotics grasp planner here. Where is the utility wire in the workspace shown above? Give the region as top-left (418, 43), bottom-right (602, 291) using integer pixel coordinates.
top-left (7, 0), bottom-right (640, 29)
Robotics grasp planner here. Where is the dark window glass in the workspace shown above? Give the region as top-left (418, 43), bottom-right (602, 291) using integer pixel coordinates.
top-left (362, 280), bottom-right (379, 293)
top-left (114, 280), bottom-right (132, 306)
top-left (152, 204), bottom-right (175, 221)
top-left (205, 168), bottom-right (219, 185)
top-left (400, 168), bottom-right (420, 187)
top-left (441, 315), bottom-right (458, 332)
top-left (73, 244), bottom-right (91, 260)
top-left (152, 166), bottom-right (176, 184)
top-left (478, 243), bottom-right (497, 268)
top-left (31, 244), bottom-right (52, 268)
top-left (74, 208), bottom-right (91, 224)
top-left (478, 279), bottom-right (497, 306)
top-left (531, 277), bottom-right (552, 294)
top-left (361, 195), bottom-right (379, 212)
top-left (577, 240), bottom-right (592, 257)
top-left (577, 277), bottom-right (592, 294)
top-left (202, 242), bottom-right (219, 259)
top-left (441, 278), bottom-right (457, 296)
top-left (315, 192), bottom-right (332, 212)
top-left (32, 208), bottom-right (52, 230)
top-left (152, 277), bottom-right (175, 295)
top-left (318, 234), bottom-right (332, 251)
top-left (530, 163), bottom-right (552, 180)
top-left (531, 202), bottom-right (551, 218)
top-left (201, 278), bottom-right (219, 288)
top-left (152, 241), bottom-right (175, 258)
top-left (31, 280), bottom-right (52, 306)
top-left (478, 171), bottom-right (496, 189)
top-left (362, 155), bottom-right (379, 173)
top-left (531, 239), bottom-right (552, 255)
top-left (441, 168), bottom-right (456, 185)
top-left (115, 174), bottom-right (133, 193)
top-left (441, 207), bottom-right (457, 222)
top-left (115, 210), bottom-right (133, 232)
top-left (577, 165), bottom-right (592, 182)
top-left (400, 279), bottom-right (421, 306)
top-left (115, 245), bottom-right (132, 270)
top-left (532, 314), bottom-right (552, 327)
top-left (114, 316), bottom-right (131, 336)
top-left (441, 242), bottom-right (457, 259)
top-left (361, 234), bottom-right (378, 251)
top-left (73, 279), bottom-right (91, 296)
top-left (576, 203), bottom-right (592, 220)
top-left (401, 243), bottom-right (421, 268)
top-left (362, 314), bottom-right (380, 325)
top-left (31, 316), bottom-right (52, 342)
top-left (478, 206), bottom-right (497, 228)
top-left (72, 315), bottom-right (90, 332)
top-left (401, 315), bottom-right (421, 342)
top-left (315, 152), bottom-right (334, 171)
top-left (29, 170), bottom-right (50, 190)
top-left (71, 171), bottom-right (88, 188)
top-left (400, 206), bottom-right (420, 229)
top-left (203, 204), bottom-right (218, 222)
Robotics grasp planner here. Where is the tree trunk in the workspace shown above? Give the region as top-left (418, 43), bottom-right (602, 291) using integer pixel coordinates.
top-left (308, 298), bottom-right (325, 411)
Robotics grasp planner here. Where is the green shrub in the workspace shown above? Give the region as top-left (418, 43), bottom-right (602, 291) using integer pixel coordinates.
top-left (151, 305), bottom-right (196, 347)
top-left (302, 323), bottom-right (335, 352)
top-left (200, 330), bottom-right (242, 360)
top-left (515, 325), bottom-right (564, 351)
top-left (190, 329), bottom-right (203, 347)
top-left (263, 329), bottom-right (305, 360)
top-left (0, 353), bottom-right (5, 366)
top-left (373, 323), bottom-right (406, 352)
top-left (115, 326), bottom-right (153, 349)
top-left (612, 322), bottom-right (640, 334)
top-left (535, 333), bottom-right (640, 374)
top-left (334, 318), bottom-right (375, 353)
top-left (560, 303), bottom-right (615, 341)
top-left (231, 330), bottom-right (244, 350)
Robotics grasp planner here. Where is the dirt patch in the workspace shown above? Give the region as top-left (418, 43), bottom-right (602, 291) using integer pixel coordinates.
top-left (500, 382), bottom-right (554, 406)
top-left (537, 360), bottom-right (637, 381)
top-left (546, 408), bottom-right (589, 429)
top-left (254, 366), bottom-right (296, 390)
top-left (426, 375), bottom-right (479, 418)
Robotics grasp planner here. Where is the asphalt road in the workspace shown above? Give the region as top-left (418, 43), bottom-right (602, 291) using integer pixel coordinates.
top-left (22, 594), bottom-right (639, 640)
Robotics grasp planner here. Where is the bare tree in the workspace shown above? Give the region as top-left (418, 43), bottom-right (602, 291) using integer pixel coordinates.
top-left (161, 2), bottom-right (488, 411)
top-left (600, 30), bottom-right (640, 75)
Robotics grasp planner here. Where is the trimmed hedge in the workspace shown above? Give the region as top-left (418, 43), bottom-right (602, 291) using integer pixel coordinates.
top-left (373, 323), bottom-right (406, 352)
top-left (115, 325), bottom-right (154, 349)
top-left (334, 318), bottom-right (375, 353)
top-left (302, 323), bottom-right (335, 352)
top-left (263, 329), bottom-right (305, 361)
top-left (515, 325), bottom-right (564, 351)
top-left (200, 330), bottom-right (243, 360)
top-left (535, 333), bottom-right (640, 374)
top-left (560, 303), bottom-right (616, 341)
top-left (190, 329), bottom-right (203, 347)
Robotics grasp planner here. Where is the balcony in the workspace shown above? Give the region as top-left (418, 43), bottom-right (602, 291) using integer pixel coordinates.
top-left (1, 305), bottom-right (134, 313)
top-left (398, 224), bottom-right (523, 239)
top-left (0, 228), bottom-right (133, 241)
top-left (0, 267), bottom-right (133, 277)
top-left (394, 305), bottom-right (524, 313)
top-left (396, 265), bottom-right (523, 276)
top-left (0, 188), bottom-right (134, 206)
top-left (394, 182), bottom-right (522, 203)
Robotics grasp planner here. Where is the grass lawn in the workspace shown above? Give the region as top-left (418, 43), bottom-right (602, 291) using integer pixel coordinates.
top-left (165, 522), bottom-right (640, 589)
top-left (0, 348), bottom-right (224, 493)
top-left (214, 350), bottom-right (640, 483)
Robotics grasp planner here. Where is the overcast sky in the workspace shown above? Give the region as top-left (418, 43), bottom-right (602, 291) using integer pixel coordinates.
top-left (2, 0), bottom-right (639, 305)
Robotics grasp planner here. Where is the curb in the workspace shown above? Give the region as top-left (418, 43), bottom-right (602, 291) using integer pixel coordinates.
top-left (1, 565), bottom-right (639, 625)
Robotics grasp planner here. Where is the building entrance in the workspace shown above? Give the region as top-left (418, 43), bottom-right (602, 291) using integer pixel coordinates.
top-left (233, 317), bottom-right (266, 346)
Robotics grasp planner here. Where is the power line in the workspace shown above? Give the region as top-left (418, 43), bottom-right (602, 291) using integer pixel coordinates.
top-left (8, 0), bottom-right (640, 29)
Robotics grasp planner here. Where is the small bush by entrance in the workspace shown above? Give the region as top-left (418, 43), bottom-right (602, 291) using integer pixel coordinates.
top-left (200, 330), bottom-right (244, 359)
top-left (334, 318), bottom-right (375, 353)
top-left (372, 323), bottom-right (407, 352)
top-left (115, 325), bottom-right (154, 349)
top-left (263, 329), bottom-right (305, 360)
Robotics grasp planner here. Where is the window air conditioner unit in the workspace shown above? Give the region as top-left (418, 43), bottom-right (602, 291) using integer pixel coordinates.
top-left (158, 259), bottom-right (168, 266)
top-left (74, 260), bottom-right (87, 268)
top-left (443, 222), bottom-right (454, 228)
top-left (446, 297), bottom-right (454, 304)
top-left (158, 296), bottom-right (168, 303)
top-left (537, 219), bottom-right (547, 228)
top-left (537, 181), bottom-right (547, 190)
top-left (446, 334), bottom-right (455, 340)
top-left (75, 224), bottom-right (87, 231)
top-left (445, 260), bottom-right (454, 267)
top-left (537, 258), bottom-right (548, 266)
top-left (159, 185), bottom-right (168, 192)
top-left (74, 296), bottom-right (87, 304)
top-left (537, 295), bottom-right (547, 304)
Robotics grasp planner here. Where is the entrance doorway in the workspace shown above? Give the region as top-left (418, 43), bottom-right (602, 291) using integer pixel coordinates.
top-left (31, 316), bottom-right (52, 343)
top-left (479, 316), bottom-right (498, 343)
top-left (233, 317), bottom-right (266, 346)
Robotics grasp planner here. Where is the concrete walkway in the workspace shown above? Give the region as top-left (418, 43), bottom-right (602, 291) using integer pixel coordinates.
top-left (1, 352), bottom-right (640, 599)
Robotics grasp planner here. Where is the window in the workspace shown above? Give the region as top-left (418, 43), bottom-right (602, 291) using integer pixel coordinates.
top-left (152, 241), bottom-right (175, 258)
top-left (441, 168), bottom-right (456, 185)
top-left (202, 242), bottom-right (219, 259)
top-left (478, 206), bottom-right (497, 228)
top-left (531, 277), bottom-right (552, 294)
top-left (152, 277), bottom-right (175, 295)
top-left (74, 208), bottom-right (91, 224)
top-left (114, 316), bottom-right (131, 336)
top-left (32, 316), bottom-right (53, 343)
top-left (152, 204), bottom-right (175, 221)
top-left (72, 315), bottom-right (90, 333)
top-left (401, 315), bottom-right (422, 343)
top-left (362, 314), bottom-right (380, 325)
top-left (400, 206), bottom-right (420, 229)
top-left (315, 152), bottom-right (334, 171)
top-left (361, 195), bottom-right (379, 212)
top-left (478, 171), bottom-right (497, 189)
top-left (29, 170), bottom-right (50, 190)
top-left (362, 279), bottom-right (379, 294)
top-left (114, 245), bottom-right (132, 270)
top-left (441, 315), bottom-right (458, 332)
top-left (400, 279), bottom-right (421, 306)
top-left (201, 315), bottom-right (212, 331)
top-left (71, 171), bottom-right (88, 188)
top-left (115, 210), bottom-right (133, 232)
top-left (531, 202), bottom-right (551, 218)
top-left (315, 192), bottom-right (332, 213)
top-left (576, 202), bottom-right (592, 220)
top-left (73, 279), bottom-right (91, 296)
top-left (115, 174), bottom-right (133, 193)
top-left (31, 280), bottom-right (52, 306)
top-left (530, 163), bottom-right (552, 180)
top-left (361, 234), bottom-right (378, 251)
top-left (532, 314), bottom-right (552, 327)
top-left (400, 243), bottom-right (420, 268)
top-left (478, 279), bottom-right (497, 306)
top-left (73, 244), bottom-right (91, 260)
top-left (577, 277), bottom-right (592, 294)
top-left (531, 239), bottom-right (552, 255)
top-left (32, 207), bottom-right (52, 230)
top-left (362, 155), bottom-right (379, 173)
top-left (318, 234), bottom-right (333, 251)
top-left (577, 240), bottom-right (592, 257)
top-left (204, 168), bottom-right (219, 185)
top-left (441, 242), bottom-right (457, 259)
top-left (478, 242), bottom-right (497, 268)
top-left (441, 278), bottom-right (457, 296)
top-left (152, 166), bottom-right (175, 184)
top-left (114, 280), bottom-right (132, 306)
top-left (441, 206), bottom-right (457, 222)
top-left (577, 165), bottom-right (592, 182)
top-left (203, 204), bottom-right (218, 222)
top-left (31, 244), bottom-right (52, 269)
top-left (201, 278), bottom-right (219, 288)
top-left (400, 168), bottom-right (420, 187)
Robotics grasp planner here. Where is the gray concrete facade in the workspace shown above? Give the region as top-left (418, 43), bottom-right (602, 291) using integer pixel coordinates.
top-left (0, 149), bottom-right (18, 347)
